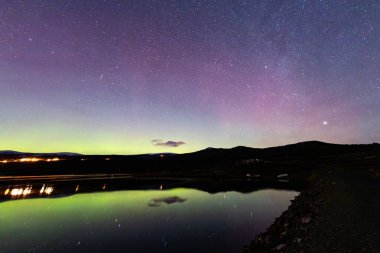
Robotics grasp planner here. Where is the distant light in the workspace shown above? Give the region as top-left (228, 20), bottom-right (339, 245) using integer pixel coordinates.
top-left (1, 160), bottom-right (8, 163)
top-left (323, 121), bottom-right (328, 125)
top-left (4, 189), bottom-right (10, 195)
top-left (19, 157), bottom-right (41, 162)
top-left (75, 185), bottom-right (80, 192)
top-left (10, 157), bottom-right (62, 163)
top-left (46, 158), bottom-right (60, 162)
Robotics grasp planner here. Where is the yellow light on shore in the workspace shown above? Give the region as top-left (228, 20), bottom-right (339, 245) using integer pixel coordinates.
top-left (1, 157), bottom-right (62, 163)
top-left (47, 158), bottom-right (60, 162)
top-left (19, 157), bottom-right (41, 162)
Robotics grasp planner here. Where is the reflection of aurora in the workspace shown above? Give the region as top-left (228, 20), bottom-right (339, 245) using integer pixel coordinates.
top-left (0, 188), bottom-right (298, 252)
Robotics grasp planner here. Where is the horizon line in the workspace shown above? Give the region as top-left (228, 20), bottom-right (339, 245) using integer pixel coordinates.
top-left (1, 140), bottom-right (379, 156)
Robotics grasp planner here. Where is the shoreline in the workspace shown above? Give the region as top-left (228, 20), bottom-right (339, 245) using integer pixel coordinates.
top-left (243, 171), bottom-right (327, 253)
top-left (243, 158), bottom-right (380, 252)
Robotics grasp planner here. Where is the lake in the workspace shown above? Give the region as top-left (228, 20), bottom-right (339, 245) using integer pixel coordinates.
top-left (0, 183), bottom-right (298, 253)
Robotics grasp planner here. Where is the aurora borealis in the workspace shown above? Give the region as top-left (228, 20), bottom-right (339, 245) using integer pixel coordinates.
top-left (1, 1), bottom-right (379, 154)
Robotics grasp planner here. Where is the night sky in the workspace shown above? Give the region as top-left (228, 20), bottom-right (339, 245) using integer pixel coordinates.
top-left (1, 1), bottom-right (379, 154)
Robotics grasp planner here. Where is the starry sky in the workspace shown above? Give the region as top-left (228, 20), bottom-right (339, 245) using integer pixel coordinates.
top-left (0, 0), bottom-right (379, 154)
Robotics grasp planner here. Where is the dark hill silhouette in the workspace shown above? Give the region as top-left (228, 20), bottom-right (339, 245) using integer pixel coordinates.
top-left (2, 141), bottom-right (379, 160)
top-left (0, 150), bottom-right (82, 156)
top-left (0, 141), bottom-right (379, 176)
top-left (173, 141), bottom-right (380, 162)
top-left (0, 150), bottom-right (26, 155)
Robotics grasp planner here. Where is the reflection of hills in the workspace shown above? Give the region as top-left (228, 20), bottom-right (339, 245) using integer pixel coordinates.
top-left (0, 175), bottom-right (306, 203)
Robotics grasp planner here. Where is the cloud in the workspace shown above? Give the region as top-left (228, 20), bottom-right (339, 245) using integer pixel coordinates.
top-left (151, 139), bottom-right (186, 147)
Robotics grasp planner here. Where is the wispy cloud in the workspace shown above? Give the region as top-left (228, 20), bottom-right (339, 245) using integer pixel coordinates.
top-left (151, 139), bottom-right (186, 147)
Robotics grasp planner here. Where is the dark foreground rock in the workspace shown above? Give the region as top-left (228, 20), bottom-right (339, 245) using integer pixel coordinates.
top-left (243, 157), bottom-right (380, 253)
top-left (242, 172), bottom-right (327, 253)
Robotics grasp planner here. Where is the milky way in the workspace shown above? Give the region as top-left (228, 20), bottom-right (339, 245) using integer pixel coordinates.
top-left (0, 1), bottom-right (379, 154)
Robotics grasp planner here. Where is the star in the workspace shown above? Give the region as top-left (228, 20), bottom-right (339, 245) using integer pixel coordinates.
top-left (0, 0), bottom-right (378, 153)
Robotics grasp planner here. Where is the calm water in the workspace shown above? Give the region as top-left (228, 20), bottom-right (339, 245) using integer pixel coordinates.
top-left (0, 188), bottom-right (298, 253)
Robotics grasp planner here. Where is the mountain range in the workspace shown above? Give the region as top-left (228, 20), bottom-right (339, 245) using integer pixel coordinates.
top-left (2, 141), bottom-right (379, 159)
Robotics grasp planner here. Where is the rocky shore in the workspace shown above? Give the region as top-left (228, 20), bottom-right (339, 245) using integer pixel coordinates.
top-left (242, 172), bottom-right (328, 253)
top-left (243, 161), bottom-right (380, 253)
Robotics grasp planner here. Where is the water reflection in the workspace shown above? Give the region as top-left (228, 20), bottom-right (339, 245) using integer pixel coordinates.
top-left (0, 186), bottom-right (298, 253)
top-left (40, 185), bottom-right (54, 195)
top-left (0, 173), bottom-right (305, 203)
top-left (148, 196), bottom-right (187, 207)
top-left (3, 184), bottom-right (53, 198)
